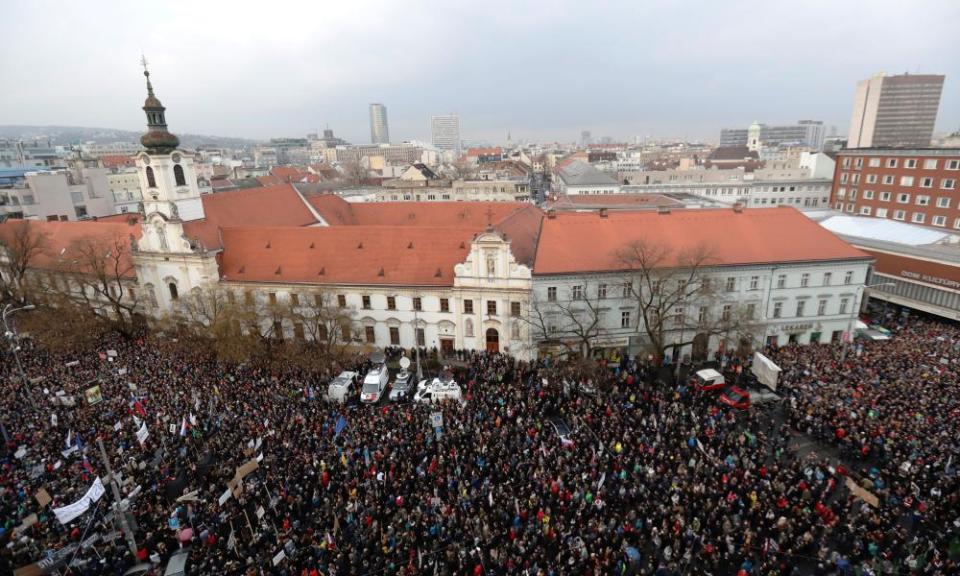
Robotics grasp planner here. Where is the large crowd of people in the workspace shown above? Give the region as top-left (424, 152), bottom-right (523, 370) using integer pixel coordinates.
top-left (1, 310), bottom-right (959, 575)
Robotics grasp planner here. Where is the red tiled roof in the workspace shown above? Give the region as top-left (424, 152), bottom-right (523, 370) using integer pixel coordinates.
top-left (100, 155), bottom-right (136, 169)
top-left (183, 184), bottom-right (318, 250)
top-left (257, 175), bottom-right (283, 186)
top-left (491, 205), bottom-right (543, 267)
top-left (465, 147), bottom-right (503, 157)
top-left (0, 219), bottom-right (141, 277)
top-left (534, 207), bottom-right (869, 275)
top-left (307, 198), bottom-right (530, 229)
top-left (547, 194), bottom-right (683, 208)
top-left (220, 226), bottom-right (474, 286)
top-left (210, 179), bottom-right (236, 190)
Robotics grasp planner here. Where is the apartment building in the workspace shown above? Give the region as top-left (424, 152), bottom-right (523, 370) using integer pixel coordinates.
top-left (831, 148), bottom-right (960, 230)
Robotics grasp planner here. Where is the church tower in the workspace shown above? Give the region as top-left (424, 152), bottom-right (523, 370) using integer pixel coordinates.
top-left (132, 61), bottom-right (219, 313)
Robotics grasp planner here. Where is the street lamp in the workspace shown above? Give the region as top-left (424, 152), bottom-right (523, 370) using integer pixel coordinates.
top-left (3, 303), bottom-right (36, 410)
top-left (840, 282), bottom-right (894, 363)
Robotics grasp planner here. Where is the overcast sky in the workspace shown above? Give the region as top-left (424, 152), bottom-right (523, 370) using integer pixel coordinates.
top-left (2, 0), bottom-right (958, 144)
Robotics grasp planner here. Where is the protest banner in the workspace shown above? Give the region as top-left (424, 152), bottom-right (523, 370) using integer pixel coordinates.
top-left (53, 477), bottom-right (105, 525)
top-left (236, 458), bottom-right (259, 481)
top-left (845, 477), bottom-right (880, 508)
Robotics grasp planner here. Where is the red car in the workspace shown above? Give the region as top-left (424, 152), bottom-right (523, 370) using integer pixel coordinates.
top-left (719, 386), bottom-right (751, 410)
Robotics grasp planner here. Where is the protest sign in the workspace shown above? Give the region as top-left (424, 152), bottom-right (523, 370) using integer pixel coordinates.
top-left (85, 385), bottom-right (103, 405)
top-left (136, 422), bottom-right (149, 446)
top-left (36, 488), bottom-right (52, 508)
top-left (845, 477), bottom-right (880, 508)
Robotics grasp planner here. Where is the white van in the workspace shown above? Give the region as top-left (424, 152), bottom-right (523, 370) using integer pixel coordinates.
top-left (414, 375), bottom-right (462, 404)
top-left (327, 371), bottom-right (358, 403)
top-left (361, 363), bottom-right (389, 404)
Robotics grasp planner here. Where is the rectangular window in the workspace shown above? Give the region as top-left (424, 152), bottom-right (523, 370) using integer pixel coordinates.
top-left (880, 191), bottom-right (891, 201)
top-left (362, 295), bottom-right (371, 309)
top-left (698, 306), bottom-right (708, 323)
top-left (894, 210), bottom-right (905, 221)
top-left (800, 273), bottom-right (809, 287)
top-left (839, 298), bottom-right (849, 315)
top-left (947, 159), bottom-right (959, 170)
top-left (622, 282), bottom-right (631, 298)
top-left (416, 328), bottom-right (425, 347)
top-left (932, 215), bottom-right (946, 227)
top-left (725, 277), bottom-right (736, 292)
top-left (886, 158), bottom-right (898, 168)
top-left (571, 285), bottom-right (583, 300)
top-left (341, 322), bottom-right (351, 341)
top-left (413, 297), bottom-right (422, 311)
top-left (746, 303), bottom-right (756, 319)
top-left (863, 190), bottom-right (874, 199)
top-left (900, 176), bottom-right (914, 186)
top-left (365, 326), bottom-right (376, 343)
top-left (942, 178), bottom-right (956, 190)
top-left (795, 300), bottom-right (806, 317)
top-left (876, 207), bottom-right (888, 218)
top-left (486, 300), bottom-right (497, 315)
top-left (440, 298), bottom-right (449, 312)
top-left (822, 272), bottom-right (832, 286)
top-left (905, 159), bottom-right (917, 169)
top-left (290, 293), bottom-right (299, 306)
top-left (511, 302), bottom-right (521, 317)
top-left (868, 158), bottom-right (881, 168)
top-left (294, 323), bottom-right (305, 340)
top-left (777, 274), bottom-right (786, 289)
top-left (923, 158), bottom-right (938, 170)
top-left (773, 302), bottom-right (782, 318)
top-left (268, 292), bottom-right (277, 305)
top-left (817, 299), bottom-right (827, 316)
top-left (920, 177), bottom-right (933, 188)
top-left (882, 175), bottom-right (894, 185)
top-left (897, 193), bottom-right (910, 203)
top-left (389, 327), bottom-right (400, 345)
top-left (673, 307), bottom-right (684, 325)
top-left (860, 206), bottom-right (872, 216)
top-left (547, 287), bottom-right (557, 301)
top-left (916, 195), bottom-right (930, 206)
top-left (337, 294), bottom-right (346, 308)
top-left (387, 296), bottom-right (396, 310)
top-left (597, 284), bottom-right (607, 299)
top-left (749, 276), bottom-right (759, 290)
top-left (721, 304), bottom-right (732, 321)
top-left (621, 311), bottom-right (630, 328)
top-left (866, 174), bottom-right (877, 184)
top-left (912, 212), bottom-right (925, 224)
top-left (464, 299), bottom-right (473, 314)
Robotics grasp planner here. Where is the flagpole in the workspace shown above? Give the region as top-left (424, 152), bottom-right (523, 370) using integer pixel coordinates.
top-left (96, 437), bottom-right (138, 556)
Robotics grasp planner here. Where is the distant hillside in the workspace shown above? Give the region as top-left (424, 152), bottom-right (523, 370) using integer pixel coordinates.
top-left (0, 125), bottom-right (260, 150)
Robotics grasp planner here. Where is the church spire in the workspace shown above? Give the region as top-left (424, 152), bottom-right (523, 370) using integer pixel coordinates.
top-left (139, 57), bottom-right (180, 154)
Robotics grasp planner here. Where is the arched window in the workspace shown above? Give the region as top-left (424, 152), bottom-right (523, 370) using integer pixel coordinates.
top-left (173, 164), bottom-right (186, 187)
top-left (146, 167), bottom-right (156, 188)
top-left (168, 282), bottom-right (179, 301)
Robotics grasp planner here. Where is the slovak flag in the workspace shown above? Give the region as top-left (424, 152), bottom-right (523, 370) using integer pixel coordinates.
top-left (77, 435), bottom-right (94, 474)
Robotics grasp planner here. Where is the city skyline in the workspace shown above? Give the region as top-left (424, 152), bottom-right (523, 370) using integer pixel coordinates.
top-left (1, 0), bottom-right (958, 144)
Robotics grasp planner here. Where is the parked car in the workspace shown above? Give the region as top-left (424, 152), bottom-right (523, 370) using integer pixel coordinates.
top-left (389, 370), bottom-right (413, 402)
top-left (719, 386), bottom-right (751, 410)
top-left (360, 363), bottom-right (389, 404)
top-left (693, 368), bottom-right (726, 392)
top-left (327, 371), bottom-right (357, 403)
top-left (414, 375), bottom-right (462, 404)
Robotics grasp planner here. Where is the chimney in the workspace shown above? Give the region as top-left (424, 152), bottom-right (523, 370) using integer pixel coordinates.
top-left (599, 207), bottom-right (608, 218)
top-left (732, 202), bottom-right (744, 213)
top-left (657, 205), bottom-right (671, 215)
top-left (547, 209), bottom-right (557, 219)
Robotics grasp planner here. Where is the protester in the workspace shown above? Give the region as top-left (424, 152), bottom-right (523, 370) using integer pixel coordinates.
top-left (0, 313), bottom-right (957, 575)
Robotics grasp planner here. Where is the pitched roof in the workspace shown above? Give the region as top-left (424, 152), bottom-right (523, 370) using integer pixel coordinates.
top-left (0, 219), bottom-right (141, 277)
top-left (182, 184), bottom-right (318, 250)
top-left (556, 160), bottom-right (618, 186)
top-left (707, 146), bottom-right (759, 161)
top-left (492, 204), bottom-right (543, 267)
top-left (219, 226), bottom-right (473, 286)
top-left (306, 196), bottom-right (531, 230)
top-left (534, 207), bottom-right (869, 276)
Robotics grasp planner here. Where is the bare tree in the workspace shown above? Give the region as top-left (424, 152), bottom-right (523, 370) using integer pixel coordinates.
top-left (340, 160), bottom-right (368, 186)
top-left (617, 238), bottom-right (745, 363)
top-left (59, 234), bottom-right (140, 337)
top-left (285, 289), bottom-right (358, 360)
top-left (18, 291), bottom-right (108, 352)
top-left (0, 220), bottom-right (49, 303)
top-left (177, 286), bottom-right (262, 363)
top-left (523, 281), bottom-right (608, 358)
